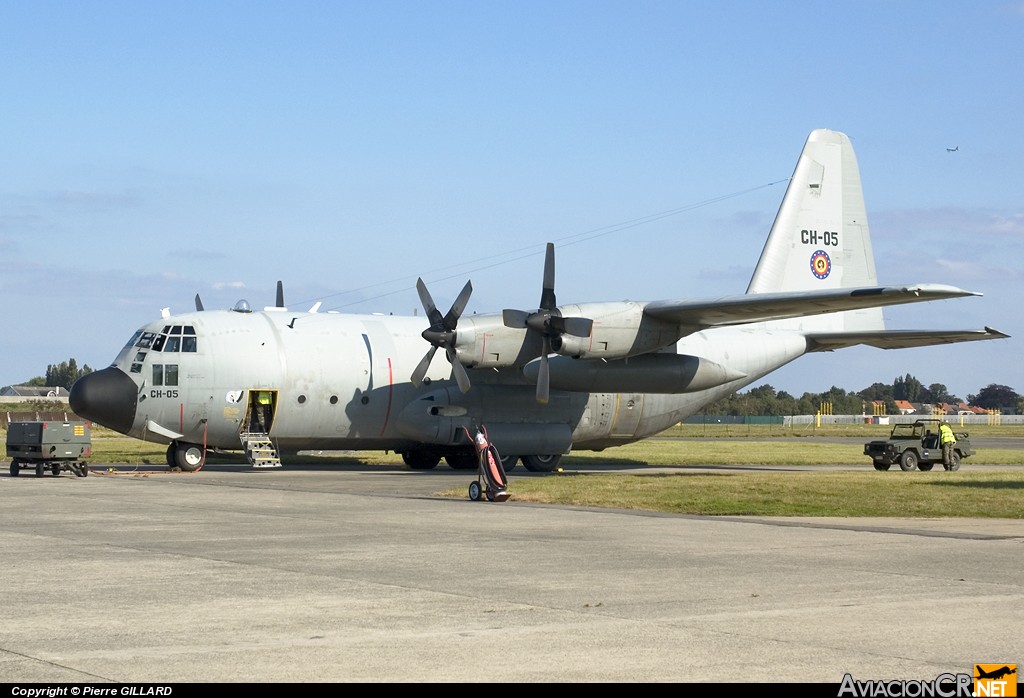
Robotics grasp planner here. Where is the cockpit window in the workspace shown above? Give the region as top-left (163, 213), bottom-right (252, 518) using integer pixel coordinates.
top-left (136, 332), bottom-right (155, 349)
top-left (122, 331), bottom-right (143, 354)
top-left (151, 325), bottom-right (198, 352)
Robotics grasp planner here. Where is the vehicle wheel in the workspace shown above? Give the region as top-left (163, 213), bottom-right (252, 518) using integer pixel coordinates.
top-left (898, 451), bottom-right (918, 472)
top-left (522, 454), bottom-right (562, 473)
top-left (918, 463), bottom-right (934, 472)
top-left (36, 463), bottom-right (45, 477)
top-left (51, 464), bottom-right (62, 477)
top-left (873, 460), bottom-right (891, 471)
top-left (501, 454), bottom-right (518, 472)
top-left (468, 481), bottom-right (482, 501)
top-left (445, 451), bottom-right (478, 470)
top-left (401, 449), bottom-right (440, 470)
top-left (10, 461), bottom-right (20, 477)
top-left (947, 453), bottom-right (961, 472)
top-left (174, 443), bottom-right (205, 472)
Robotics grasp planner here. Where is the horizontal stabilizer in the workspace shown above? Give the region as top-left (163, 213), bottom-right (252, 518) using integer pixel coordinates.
top-left (806, 327), bottom-right (1009, 352)
top-left (643, 284), bottom-right (980, 330)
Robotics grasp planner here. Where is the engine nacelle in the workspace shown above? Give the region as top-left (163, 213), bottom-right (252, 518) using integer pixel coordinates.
top-left (455, 301), bottom-right (681, 367)
top-left (550, 333), bottom-right (589, 357)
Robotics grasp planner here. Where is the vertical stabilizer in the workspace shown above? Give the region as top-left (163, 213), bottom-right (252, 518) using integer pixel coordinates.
top-left (747, 129), bottom-right (883, 332)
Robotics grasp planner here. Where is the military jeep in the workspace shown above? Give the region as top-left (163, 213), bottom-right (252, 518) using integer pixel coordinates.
top-left (863, 418), bottom-right (974, 472)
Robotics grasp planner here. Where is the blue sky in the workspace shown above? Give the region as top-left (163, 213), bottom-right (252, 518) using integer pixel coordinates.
top-left (2, 1), bottom-right (1021, 402)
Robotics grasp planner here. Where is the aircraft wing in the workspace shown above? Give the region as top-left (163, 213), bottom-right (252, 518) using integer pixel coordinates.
top-left (805, 327), bottom-right (1009, 351)
top-left (642, 284), bottom-right (981, 329)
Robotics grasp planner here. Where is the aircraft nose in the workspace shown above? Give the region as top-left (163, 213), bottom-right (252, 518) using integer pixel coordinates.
top-left (69, 367), bottom-right (139, 435)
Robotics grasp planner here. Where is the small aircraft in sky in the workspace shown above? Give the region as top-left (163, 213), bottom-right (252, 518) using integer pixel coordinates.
top-left (70, 129), bottom-right (1007, 473)
top-left (947, 146), bottom-right (959, 152)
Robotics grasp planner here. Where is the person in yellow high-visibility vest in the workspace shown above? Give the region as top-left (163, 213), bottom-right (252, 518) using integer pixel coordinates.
top-left (939, 422), bottom-right (957, 469)
top-left (252, 390), bottom-right (273, 432)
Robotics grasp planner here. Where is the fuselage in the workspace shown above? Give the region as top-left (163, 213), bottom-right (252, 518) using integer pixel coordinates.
top-left (69, 304), bottom-right (809, 458)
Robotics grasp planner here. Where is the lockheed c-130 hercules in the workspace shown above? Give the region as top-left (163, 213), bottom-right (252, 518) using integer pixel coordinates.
top-left (70, 129), bottom-right (1008, 473)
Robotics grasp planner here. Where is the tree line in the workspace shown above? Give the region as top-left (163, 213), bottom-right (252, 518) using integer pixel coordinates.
top-left (24, 358), bottom-right (93, 390)
top-left (706, 375), bottom-right (1022, 416)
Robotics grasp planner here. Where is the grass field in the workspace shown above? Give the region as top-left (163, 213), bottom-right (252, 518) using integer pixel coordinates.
top-left (5, 421), bottom-right (1024, 518)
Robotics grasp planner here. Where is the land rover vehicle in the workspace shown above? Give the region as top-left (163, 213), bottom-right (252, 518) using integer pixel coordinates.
top-left (863, 418), bottom-right (974, 471)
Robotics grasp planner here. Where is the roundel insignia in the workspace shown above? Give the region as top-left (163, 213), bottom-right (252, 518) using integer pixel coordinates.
top-left (810, 249), bottom-right (831, 279)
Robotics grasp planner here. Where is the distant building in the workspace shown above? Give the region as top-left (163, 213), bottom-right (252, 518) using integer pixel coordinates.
top-left (894, 400), bottom-right (916, 415)
top-left (0, 385), bottom-right (69, 398)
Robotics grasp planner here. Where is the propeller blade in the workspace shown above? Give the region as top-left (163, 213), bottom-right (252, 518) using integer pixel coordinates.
top-left (502, 308), bottom-right (530, 329)
top-left (276, 281), bottom-right (285, 308)
top-left (561, 317), bottom-right (593, 337)
top-left (443, 280), bottom-right (473, 330)
top-left (416, 278), bottom-right (444, 327)
top-left (447, 347), bottom-right (472, 394)
top-left (194, 294), bottom-right (204, 312)
top-left (539, 242), bottom-right (556, 310)
top-left (410, 346), bottom-right (438, 387)
top-left (413, 277), bottom-right (474, 393)
top-left (536, 336), bottom-right (551, 404)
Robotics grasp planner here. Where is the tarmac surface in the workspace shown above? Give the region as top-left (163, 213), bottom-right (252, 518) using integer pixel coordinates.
top-left (1, 461), bottom-right (1022, 683)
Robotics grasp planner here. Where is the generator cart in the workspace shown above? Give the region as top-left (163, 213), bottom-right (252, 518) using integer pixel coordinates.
top-left (6, 420), bottom-right (92, 477)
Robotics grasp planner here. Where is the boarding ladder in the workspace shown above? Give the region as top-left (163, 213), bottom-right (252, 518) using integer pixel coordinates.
top-left (241, 431), bottom-right (282, 469)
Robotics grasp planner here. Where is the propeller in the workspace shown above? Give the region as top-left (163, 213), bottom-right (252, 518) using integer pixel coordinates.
top-left (411, 278), bottom-right (473, 393)
top-left (502, 243), bottom-right (593, 404)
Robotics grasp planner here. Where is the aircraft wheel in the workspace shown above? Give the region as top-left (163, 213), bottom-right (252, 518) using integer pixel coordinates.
top-left (468, 481), bottom-right (482, 501)
top-left (500, 454), bottom-right (518, 472)
top-left (947, 453), bottom-right (961, 472)
top-left (36, 463), bottom-right (45, 478)
top-left (174, 443), bottom-right (205, 472)
top-left (166, 443), bottom-right (177, 468)
top-left (918, 463), bottom-right (934, 472)
top-left (10, 461), bottom-right (20, 477)
top-left (445, 451), bottom-right (477, 470)
top-left (522, 454), bottom-right (562, 473)
top-left (872, 460), bottom-right (890, 471)
top-left (401, 449), bottom-right (440, 470)
top-left (898, 451), bottom-right (918, 472)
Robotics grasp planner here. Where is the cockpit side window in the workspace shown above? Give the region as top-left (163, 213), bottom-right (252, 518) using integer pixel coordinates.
top-left (114, 330), bottom-right (144, 364)
top-left (136, 332), bottom-right (155, 349)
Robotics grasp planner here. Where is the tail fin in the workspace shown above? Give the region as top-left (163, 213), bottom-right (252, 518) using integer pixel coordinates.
top-left (747, 129), bottom-right (883, 332)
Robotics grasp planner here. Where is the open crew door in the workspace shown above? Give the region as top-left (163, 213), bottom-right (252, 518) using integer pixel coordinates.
top-left (241, 389), bottom-right (281, 469)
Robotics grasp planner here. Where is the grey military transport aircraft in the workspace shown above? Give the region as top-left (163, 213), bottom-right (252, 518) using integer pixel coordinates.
top-left (69, 129), bottom-right (1008, 473)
